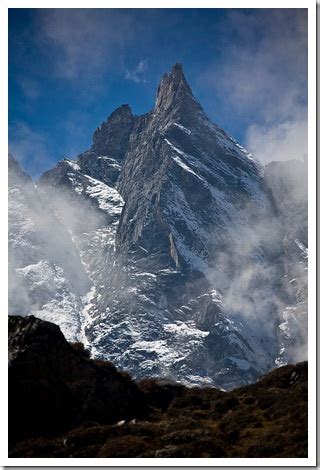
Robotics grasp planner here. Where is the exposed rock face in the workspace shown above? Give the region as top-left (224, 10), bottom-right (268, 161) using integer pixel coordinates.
top-left (8, 315), bottom-right (308, 458)
top-left (8, 64), bottom-right (308, 390)
top-left (92, 104), bottom-right (134, 160)
top-left (9, 315), bottom-right (147, 444)
top-left (40, 105), bottom-right (134, 190)
top-left (77, 104), bottom-right (135, 187)
top-left (117, 62), bottom-right (267, 263)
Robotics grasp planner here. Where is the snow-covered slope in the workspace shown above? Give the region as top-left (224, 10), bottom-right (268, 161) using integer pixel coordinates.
top-left (8, 155), bottom-right (91, 340)
top-left (9, 64), bottom-right (308, 389)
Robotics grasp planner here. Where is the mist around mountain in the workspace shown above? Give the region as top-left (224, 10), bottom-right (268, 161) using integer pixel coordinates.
top-left (8, 64), bottom-right (308, 390)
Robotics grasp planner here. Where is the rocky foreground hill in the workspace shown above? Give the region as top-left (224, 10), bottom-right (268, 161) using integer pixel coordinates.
top-left (9, 315), bottom-right (307, 458)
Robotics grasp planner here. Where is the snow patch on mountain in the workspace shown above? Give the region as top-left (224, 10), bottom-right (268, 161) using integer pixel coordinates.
top-left (163, 321), bottom-right (209, 338)
top-left (173, 122), bottom-right (192, 135)
top-left (84, 176), bottom-right (124, 214)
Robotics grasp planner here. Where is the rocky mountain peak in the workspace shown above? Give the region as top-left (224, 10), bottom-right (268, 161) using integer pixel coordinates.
top-left (154, 63), bottom-right (202, 117)
top-left (92, 104), bottom-right (135, 159)
top-left (169, 62), bottom-right (187, 84)
top-left (109, 104), bottom-right (133, 120)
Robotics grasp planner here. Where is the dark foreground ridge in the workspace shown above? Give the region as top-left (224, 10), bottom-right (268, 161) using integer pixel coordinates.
top-left (9, 316), bottom-right (308, 458)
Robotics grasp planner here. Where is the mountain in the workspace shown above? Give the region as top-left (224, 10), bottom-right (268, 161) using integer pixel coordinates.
top-left (9, 315), bottom-right (308, 458)
top-left (8, 64), bottom-right (308, 389)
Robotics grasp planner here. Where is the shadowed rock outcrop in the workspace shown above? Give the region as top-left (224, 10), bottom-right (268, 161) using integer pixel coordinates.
top-left (9, 315), bottom-right (147, 445)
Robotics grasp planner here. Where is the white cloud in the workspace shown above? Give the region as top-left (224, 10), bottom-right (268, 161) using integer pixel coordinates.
top-left (125, 60), bottom-right (148, 83)
top-left (246, 113), bottom-right (308, 164)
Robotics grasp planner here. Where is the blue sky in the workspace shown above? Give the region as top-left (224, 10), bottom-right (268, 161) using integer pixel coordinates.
top-left (9, 8), bottom-right (308, 178)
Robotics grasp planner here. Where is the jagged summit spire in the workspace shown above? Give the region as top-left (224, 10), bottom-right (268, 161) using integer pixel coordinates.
top-left (154, 63), bottom-right (202, 116)
top-left (171, 62), bottom-right (184, 78)
top-left (92, 104), bottom-right (134, 159)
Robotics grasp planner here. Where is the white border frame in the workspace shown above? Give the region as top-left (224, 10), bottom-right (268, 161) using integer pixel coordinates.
top-left (1, 0), bottom-right (317, 466)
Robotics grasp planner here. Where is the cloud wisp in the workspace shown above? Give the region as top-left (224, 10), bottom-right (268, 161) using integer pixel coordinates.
top-left (206, 182), bottom-right (308, 364)
top-left (246, 113), bottom-right (308, 164)
top-left (125, 60), bottom-right (148, 83)
top-left (37, 9), bottom-right (134, 80)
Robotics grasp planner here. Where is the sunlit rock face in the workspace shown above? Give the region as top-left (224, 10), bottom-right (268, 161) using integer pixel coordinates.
top-left (8, 64), bottom-right (308, 389)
